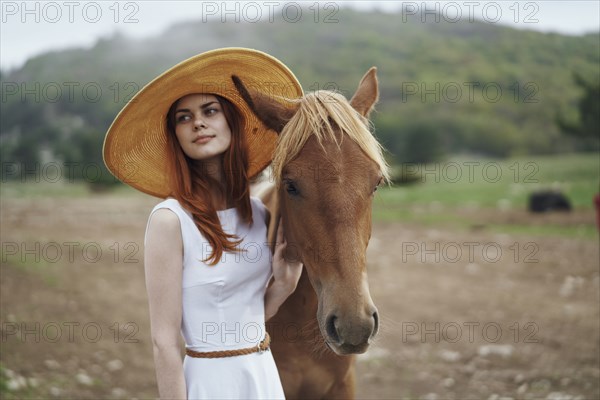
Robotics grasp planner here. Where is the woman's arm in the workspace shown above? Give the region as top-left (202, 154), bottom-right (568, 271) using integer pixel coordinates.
top-left (265, 222), bottom-right (303, 321)
top-left (144, 209), bottom-right (187, 399)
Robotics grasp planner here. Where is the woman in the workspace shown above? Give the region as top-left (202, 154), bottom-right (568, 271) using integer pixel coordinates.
top-left (103, 48), bottom-right (304, 399)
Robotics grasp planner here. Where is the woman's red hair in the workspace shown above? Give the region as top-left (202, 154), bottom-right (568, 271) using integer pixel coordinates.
top-left (165, 95), bottom-right (252, 265)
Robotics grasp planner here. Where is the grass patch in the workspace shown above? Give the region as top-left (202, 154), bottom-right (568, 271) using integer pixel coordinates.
top-left (374, 153), bottom-right (599, 239)
top-left (0, 180), bottom-right (143, 199)
top-left (382, 153), bottom-right (599, 210)
top-left (486, 223), bottom-right (596, 239)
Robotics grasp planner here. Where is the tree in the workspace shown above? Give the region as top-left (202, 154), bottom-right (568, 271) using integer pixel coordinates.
top-left (557, 72), bottom-right (600, 140)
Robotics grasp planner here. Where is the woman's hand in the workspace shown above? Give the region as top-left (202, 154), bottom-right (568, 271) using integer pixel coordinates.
top-left (265, 220), bottom-right (303, 321)
top-left (272, 220), bottom-right (303, 290)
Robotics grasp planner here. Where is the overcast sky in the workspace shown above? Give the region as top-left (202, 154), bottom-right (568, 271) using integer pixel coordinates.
top-left (1, 1), bottom-right (599, 71)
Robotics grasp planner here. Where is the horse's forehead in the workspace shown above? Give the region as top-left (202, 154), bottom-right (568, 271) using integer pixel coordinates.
top-left (286, 134), bottom-right (378, 177)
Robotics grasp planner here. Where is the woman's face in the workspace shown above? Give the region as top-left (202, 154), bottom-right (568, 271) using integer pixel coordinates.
top-left (173, 94), bottom-right (232, 164)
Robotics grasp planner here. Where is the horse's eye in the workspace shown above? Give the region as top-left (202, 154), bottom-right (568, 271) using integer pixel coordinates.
top-left (372, 177), bottom-right (383, 194)
top-left (285, 181), bottom-right (299, 196)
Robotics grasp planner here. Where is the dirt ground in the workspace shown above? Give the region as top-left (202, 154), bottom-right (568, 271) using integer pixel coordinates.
top-left (1, 190), bottom-right (598, 399)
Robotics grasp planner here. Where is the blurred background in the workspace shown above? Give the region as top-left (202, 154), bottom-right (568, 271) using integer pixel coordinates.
top-left (1, 1), bottom-right (598, 398)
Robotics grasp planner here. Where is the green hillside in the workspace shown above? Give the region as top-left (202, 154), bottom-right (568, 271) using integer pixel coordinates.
top-left (1, 7), bottom-right (598, 183)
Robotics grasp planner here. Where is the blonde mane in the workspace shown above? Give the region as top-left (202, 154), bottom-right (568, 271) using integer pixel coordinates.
top-left (272, 90), bottom-right (390, 185)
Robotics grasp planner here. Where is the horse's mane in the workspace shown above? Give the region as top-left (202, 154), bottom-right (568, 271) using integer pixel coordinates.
top-left (272, 90), bottom-right (390, 185)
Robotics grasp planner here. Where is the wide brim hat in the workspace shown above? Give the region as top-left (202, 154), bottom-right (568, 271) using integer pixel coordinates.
top-left (103, 47), bottom-right (303, 198)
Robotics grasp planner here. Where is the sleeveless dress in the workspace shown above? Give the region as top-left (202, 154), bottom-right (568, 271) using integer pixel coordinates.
top-left (146, 197), bottom-right (285, 400)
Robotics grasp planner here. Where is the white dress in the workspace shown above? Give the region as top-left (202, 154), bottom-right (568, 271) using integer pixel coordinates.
top-left (146, 197), bottom-right (285, 400)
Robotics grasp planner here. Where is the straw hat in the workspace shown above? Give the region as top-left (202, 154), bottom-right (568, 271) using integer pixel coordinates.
top-left (103, 47), bottom-right (303, 198)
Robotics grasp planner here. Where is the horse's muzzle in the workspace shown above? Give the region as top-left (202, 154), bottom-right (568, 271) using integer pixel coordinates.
top-left (325, 309), bottom-right (379, 355)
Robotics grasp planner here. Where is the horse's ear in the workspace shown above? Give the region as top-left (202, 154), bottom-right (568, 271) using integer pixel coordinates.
top-left (232, 75), bottom-right (298, 134)
top-left (350, 67), bottom-right (379, 118)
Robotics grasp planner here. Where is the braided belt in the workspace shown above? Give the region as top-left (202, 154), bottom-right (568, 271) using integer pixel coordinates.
top-left (185, 333), bottom-right (271, 359)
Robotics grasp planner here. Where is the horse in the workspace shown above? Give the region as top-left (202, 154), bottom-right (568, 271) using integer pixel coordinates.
top-left (233, 67), bottom-right (389, 399)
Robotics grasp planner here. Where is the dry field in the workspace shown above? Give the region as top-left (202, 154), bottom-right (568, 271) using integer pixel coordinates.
top-left (1, 186), bottom-right (598, 399)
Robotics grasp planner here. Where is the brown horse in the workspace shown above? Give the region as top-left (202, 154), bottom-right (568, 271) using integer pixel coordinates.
top-left (234, 68), bottom-right (389, 399)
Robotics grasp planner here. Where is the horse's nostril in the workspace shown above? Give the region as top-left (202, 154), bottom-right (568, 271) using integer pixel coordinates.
top-left (326, 314), bottom-right (340, 343)
top-left (372, 311), bottom-right (380, 336)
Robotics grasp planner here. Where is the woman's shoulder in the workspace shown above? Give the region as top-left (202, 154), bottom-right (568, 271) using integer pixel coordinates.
top-left (147, 207), bottom-right (180, 230)
top-left (146, 198), bottom-right (190, 231)
top-left (151, 198), bottom-right (196, 218)
top-left (151, 197), bottom-right (183, 213)
top-left (144, 199), bottom-right (184, 246)
top-left (148, 198), bottom-right (183, 221)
